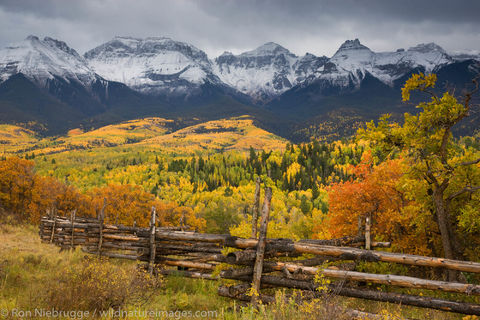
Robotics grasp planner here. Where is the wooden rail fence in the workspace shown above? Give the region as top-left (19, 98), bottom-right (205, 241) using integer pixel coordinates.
top-left (39, 186), bottom-right (480, 317)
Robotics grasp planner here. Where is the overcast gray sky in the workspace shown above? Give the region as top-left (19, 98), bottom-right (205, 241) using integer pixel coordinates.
top-left (1, 0), bottom-right (479, 58)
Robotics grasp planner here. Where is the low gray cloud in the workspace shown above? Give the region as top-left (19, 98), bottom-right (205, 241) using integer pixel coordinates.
top-left (0, 0), bottom-right (479, 58)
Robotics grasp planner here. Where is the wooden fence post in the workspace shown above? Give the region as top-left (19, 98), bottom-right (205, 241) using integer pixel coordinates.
top-left (50, 210), bottom-right (57, 243)
top-left (365, 214), bottom-right (371, 250)
top-left (148, 206), bottom-right (157, 274)
top-left (251, 187), bottom-right (272, 307)
top-left (70, 209), bottom-right (76, 249)
top-left (251, 177), bottom-right (262, 238)
top-left (97, 198), bottom-right (106, 256)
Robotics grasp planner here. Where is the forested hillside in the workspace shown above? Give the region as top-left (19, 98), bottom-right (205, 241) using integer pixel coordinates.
top-left (1, 73), bottom-right (480, 264)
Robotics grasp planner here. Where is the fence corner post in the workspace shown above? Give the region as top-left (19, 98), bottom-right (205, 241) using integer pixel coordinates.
top-left (251, 186), bottom-right (272, 307)
top-left (70, 209), bottom-right (77, 249)
top-left (251, 177), bottom-right (262, 239)
top-left (148, 206), bottom-right (157, 274)
top-left (97, 198), bottom-right (106, 256)
top-left (49, 210), bottom-right (56, 244)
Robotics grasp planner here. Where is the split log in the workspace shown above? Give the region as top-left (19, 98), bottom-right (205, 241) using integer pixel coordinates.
top-left (102, 234), bottom-right (144, 242)
top-left (300, 239), bottom-right (392, 248)
top-left (225, 249), bottom-right (302, 264)
top-left (155, 245), bottom-right (222, 254)
top-left (81, 248), bottom-right (140, 260)
top-left (156, 258), bottom-right (217, 270)
top-left (159, 269), bottom-right (217, 280)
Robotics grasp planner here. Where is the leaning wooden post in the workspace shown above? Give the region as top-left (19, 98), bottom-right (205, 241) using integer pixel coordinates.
top-left (49, 210), bottom-right (56, 244)
top-left (70, 209), bottom-right (77, 249)
top-left (251, 187), bottom-right (272, 307)
top-left (148, 206), bottom-right (157, 274)
top-left (251, 177), bottom-right (262, 238)
top-left (97, 198), bottom-right (106, 256)
top-left (365, 214), bottom-right (371, 250)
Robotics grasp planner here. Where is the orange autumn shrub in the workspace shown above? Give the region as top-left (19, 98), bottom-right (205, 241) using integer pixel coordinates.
top-left (314, 153), bottom-right (431, 255)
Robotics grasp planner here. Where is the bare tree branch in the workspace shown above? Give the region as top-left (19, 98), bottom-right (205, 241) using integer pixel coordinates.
top-left (447, 185), bottom-right (480, 201)
top-left (456, 158), bottom-right (480, 167)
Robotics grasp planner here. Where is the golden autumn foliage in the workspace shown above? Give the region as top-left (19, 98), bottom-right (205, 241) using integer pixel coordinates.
top-left (315, 152), bottom-right (431, 255)
top-left (0, 157), bottom-right (205, 230)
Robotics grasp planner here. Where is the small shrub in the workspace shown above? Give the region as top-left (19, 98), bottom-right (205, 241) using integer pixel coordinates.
top-left (44, 257), bottom-right (161, 311)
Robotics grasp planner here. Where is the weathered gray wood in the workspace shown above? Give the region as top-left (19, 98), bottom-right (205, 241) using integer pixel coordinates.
top-left (251, 177), bottom-right (262, 238)
top-left (338, 286), bottom-right (480, 316)
top-left (70, 209), bottom-right (76, 249)
top-left (97, 199), bottom-right (106, 255)
top-left (258, 261), bottom-right (480, 296)
top-left (290, 243), bottom-right (480, 274)
top-left (156, 258), bottom-right (216, 270)
top-left (148, 206), bottom-right (156, 274)
top-left (49, 216), bottom-right (56, 244)
top-left (159, 269), bottom-right (217, 280)
top-left (251, 187), bottom-right (272, 306)
top-left (227, 274), bottom-right (480, 316)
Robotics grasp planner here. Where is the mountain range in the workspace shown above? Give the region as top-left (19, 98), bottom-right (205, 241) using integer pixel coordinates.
top-left (0, 35), bottom-right (479, 141)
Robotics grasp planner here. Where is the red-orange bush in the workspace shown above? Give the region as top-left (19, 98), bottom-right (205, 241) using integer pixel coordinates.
top-left (314, 153), bottom-right (431, 254)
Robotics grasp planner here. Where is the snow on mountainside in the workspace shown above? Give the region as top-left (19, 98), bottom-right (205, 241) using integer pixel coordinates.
top-left (213, 42), bottom-right (328, 102)
top-left (0, 36), bottom-right (97, 86)
top-left (452, 50), bottom-right (480, 62)
top-left (84, 36), bottom-right (222, 95)
top-left (318, 39), bottom-right (453, 89)
top-left (212, 39), bottom-right (457, 101)
top-left (0, 35), bottom-right (476, 103)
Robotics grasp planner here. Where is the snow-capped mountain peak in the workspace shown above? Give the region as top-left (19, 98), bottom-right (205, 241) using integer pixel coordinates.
top-left (212, 42), bottom-right (321, 102)
top-left (322, 38), bottom-right (453, 88)
top-left (336, 38), bottom-right (371, 52)
top-left (0, 35), bottom-right (96, 86)
top-left (241, 42), bottom-right (293, 57)
top-left (43, 36), bottom-right (83, 59)
top-left (85, 36), bottom-right (217, 95)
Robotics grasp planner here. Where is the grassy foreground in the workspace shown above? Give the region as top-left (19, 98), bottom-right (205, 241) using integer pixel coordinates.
top-left (0, 223), bottom-right (467, 319)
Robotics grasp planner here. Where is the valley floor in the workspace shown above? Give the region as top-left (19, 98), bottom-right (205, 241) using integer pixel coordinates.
top-left (0, 223), bottom-right (465, 320)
